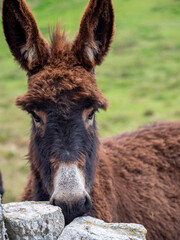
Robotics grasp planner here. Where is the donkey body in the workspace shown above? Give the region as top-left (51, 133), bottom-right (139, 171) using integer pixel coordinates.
top-left (2, 0), bottom-right (180, 239)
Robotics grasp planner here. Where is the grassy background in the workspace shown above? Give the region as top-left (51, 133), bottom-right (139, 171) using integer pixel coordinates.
top-left (0, 0), bottom-right (180, 203)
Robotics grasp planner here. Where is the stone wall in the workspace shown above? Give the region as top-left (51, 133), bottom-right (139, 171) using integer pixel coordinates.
top-left (0, 197), bottom-right (8, 240)
top-left (1, 201), bottom-right (147, 240)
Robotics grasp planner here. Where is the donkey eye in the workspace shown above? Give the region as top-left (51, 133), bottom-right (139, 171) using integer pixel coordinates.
top-left (87, 110), bottom-right (95, 121)
top-left (31, 112), bottom-right (41, 123)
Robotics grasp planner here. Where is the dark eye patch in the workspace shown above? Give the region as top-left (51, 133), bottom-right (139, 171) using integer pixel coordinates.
top-left (31, 111), bottom-right (41, 123)
top-left (87, 110), bottom-right (96, 120)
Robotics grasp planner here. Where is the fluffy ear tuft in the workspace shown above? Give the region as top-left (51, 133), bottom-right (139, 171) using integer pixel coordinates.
top-left (73, 0), bottom-right (114, 69)
top-left (2, 0), bottom-right (50, 72)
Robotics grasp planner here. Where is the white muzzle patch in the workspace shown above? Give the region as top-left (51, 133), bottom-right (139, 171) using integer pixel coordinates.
top-left (51, 164), bottom-right (88, 205)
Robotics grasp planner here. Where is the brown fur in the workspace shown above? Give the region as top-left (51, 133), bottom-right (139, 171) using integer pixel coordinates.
top-left (2, 0), bottom-right (50, 72)
top-left (74, 0), bottom-right (114, 68)
top-left (2, 0), bottom-right (180, 239)
top-left (92, 122), bottom-right (180, 240)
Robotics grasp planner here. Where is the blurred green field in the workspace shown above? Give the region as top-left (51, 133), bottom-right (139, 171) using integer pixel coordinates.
top-left (0, 0), bottom-right (180, 203)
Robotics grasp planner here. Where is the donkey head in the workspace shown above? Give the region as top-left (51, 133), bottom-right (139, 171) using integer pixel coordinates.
top-left (2, 0), bottom-right (114, 224)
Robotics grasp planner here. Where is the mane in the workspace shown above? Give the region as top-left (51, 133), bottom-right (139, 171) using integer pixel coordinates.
top-left (49, 23), bottom-right (72, 57)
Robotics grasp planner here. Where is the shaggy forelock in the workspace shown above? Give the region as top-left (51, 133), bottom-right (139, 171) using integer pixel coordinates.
top-left (15, 25), bottom-right (108, 112)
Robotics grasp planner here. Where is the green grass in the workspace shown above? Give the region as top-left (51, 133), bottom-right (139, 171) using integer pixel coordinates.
top-left (0, 0), bottom-right (180, 203)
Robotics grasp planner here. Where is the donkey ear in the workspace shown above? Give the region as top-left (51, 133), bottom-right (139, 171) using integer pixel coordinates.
top-left (2, 0), bottom-right (50, 72)
top-left (73, 0), bottom-right (114, 69)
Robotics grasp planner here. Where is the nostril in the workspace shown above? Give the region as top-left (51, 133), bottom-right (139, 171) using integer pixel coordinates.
top-left (77, 196), bottom-right (92, 213)
top-left (84, 196), bottom-right (90, 208)
top-left (50, 198), bottom-right (57, 206)
top-left (78, 198), bottom-right (86, 207)
top-left (84, 196), bottom-right (92, 211)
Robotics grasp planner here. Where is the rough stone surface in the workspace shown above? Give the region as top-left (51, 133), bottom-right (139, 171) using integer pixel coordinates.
top-left (0, 196), bottom-right (9, 240)
top-left (2, 201), bottom-right (64, 240)
top-left (2, 201), bottom-right (147, 240)
top-left (58, 216), bottom-right (147, 240)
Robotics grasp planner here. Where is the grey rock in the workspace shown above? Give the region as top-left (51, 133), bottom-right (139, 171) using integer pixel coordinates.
top-left (2, 201), bottom-right (64, 240)
top-left (58, 216), bottom-right (147, 240)
top-left (0, 196), bottom-right (9, 240)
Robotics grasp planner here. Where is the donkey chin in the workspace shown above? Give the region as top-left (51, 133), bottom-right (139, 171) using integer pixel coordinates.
top-left (50, 163), bottom-right (92, 225)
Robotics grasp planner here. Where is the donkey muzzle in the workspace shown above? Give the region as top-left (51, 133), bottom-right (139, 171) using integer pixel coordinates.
top-left (50, 163), bottom-right (92, 224)
top-left (50, 195), bottom-right (92, 225)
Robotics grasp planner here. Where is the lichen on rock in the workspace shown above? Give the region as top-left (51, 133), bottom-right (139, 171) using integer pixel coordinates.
top-left (58, 216), bottom-right (147, 240)
top-left (2, 201), bottom-right (64, 240)
top-left (2, 201), bottom-right (147, 240)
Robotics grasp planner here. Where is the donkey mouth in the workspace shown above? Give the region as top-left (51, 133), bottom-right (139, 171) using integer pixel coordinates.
top-left (50, 196), bottom-right (92, 225)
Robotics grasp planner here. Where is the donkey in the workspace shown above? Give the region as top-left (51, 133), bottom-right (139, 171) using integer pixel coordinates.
top-left (2, 0), bottom-right (180, 239)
